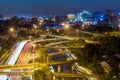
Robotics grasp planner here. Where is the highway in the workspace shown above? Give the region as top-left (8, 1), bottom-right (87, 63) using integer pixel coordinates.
top-left (0, 41), bottom-right (28, 80)
top-left (17, 42), bottom-right (33, 64)
top-left (0, 34), bottom-right (95, 80)
top-left (10, 41), bottom-right (33, 80)
top-left (0, 42), bottom-right (20, 65)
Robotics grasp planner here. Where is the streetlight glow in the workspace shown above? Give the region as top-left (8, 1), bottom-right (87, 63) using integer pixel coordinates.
top-left (62, 23), bottom-right (65, 26)
top-left (40, 20), bottom-right (43, 23)
top-left (33, 24), bottom-right (37, 29)
top-left (10, 28), bottom-right (14, 32)
top-left (65, 25), bottom-right (69, 28)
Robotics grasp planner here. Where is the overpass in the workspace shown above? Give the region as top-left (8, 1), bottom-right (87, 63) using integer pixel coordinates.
top-left (0, 71), bottom-right (96, 80)
top-left (0, 60), bottom-right (77, 70)
top-left (0, 72), bottom-right (93, 78)
top-left (48, 51), bottom-right (69, 56)
top-left (54, 73), bottom-right (93, 78)
top-left (0, 72), bottom-right (33, 76)
top-left (0, 60), bottom-right (95, 79)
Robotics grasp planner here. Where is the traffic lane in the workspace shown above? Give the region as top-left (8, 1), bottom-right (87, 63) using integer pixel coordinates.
top-left (21, 42), bottom-right (32, 54)
top-left (2, 41), bottom-right (28, 80)
top-left (17, 42), bottom-right (32, 64)
top-left (11, 42), bottom-right (32, 80)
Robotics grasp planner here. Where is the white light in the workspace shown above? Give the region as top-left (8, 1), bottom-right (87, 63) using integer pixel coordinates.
top-left (118, 19), bottom-right (120, 21)
top-left (10, 28), bottom-right (14, 32)
top-left (33, 24), bottom-right (37, 28)
top-left (62, 23), bottom-right (65, 26)
top-left (119, 25), bottom-right (120, 27)
top-left (0, 41), bottom-right (28, 80)
top-left (65, 25), bottom-right (69, 28)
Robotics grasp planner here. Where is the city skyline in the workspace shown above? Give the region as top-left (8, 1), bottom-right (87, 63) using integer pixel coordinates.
top-left (0, 0), bottom-right (120, 16)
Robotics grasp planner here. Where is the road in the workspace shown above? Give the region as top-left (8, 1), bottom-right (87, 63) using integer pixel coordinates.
top-left (0, 41), bottom-right (28, 80)
top-left (0, 34), bottom-right (95, 80)
top-left (17, 42), bottom-right (33, 64)
top-left (10, 41), bottom-right (33, 80)
top-left (46, 43), bottom-right (93, 79)
top-left (0, 43), bottom-right (18, 65)
top-left (47, 45), bottom-right (76, 73)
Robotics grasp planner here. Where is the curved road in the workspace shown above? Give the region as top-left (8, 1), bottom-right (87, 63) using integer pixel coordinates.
top-left (10, 42), bottom-right (33, 80)
top-left (0, 41), bottom-right (28, 80)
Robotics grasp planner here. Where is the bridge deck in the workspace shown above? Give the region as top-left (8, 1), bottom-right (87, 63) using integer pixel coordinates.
top-left (0, 60), bottom-right (77, 70)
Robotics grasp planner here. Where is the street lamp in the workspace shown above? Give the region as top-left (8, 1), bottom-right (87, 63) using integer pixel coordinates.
top-left (9, 28), bottom-right (14, 40)
top-left (10, 28), bottom-right (14, 32)
top-left (29, 35), bottom-right (32, 40)
top-left (40, 19), bottom-right (43, 23)
top-left (65, 24), bottom-right (69, 29)
top-left (32, 52), bottom-right (35, 80)
top-left (76, 29), bottom-right (79, 38)
top-left (33, 24), bottom-right (37, 40)
top-left (61, 23), bottom-right (65, 26)
top-left (32, 44), bottom-right (36, 80)
top-left (82, 24), bottom-right (85, 30)
top-left (82, 24), bottom-right (85, 37)
top-left (64, 24), bottom-right (71, 36)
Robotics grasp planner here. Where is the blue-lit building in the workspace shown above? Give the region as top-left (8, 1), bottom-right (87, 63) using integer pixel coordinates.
top-left (92, 12), bottom-right (105, 25)
top-left (76, 10), bottom-right (93, 25)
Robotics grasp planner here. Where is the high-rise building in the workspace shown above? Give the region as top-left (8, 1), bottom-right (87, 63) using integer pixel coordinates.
top-left (118, 18), bottom-right (120, 28)
top-left (106, 9), bottom-right (115, 17)
top-left (76, 13), bottom-right (81, 21)
top-left (54, 16), bottom-right (67, 23)
top-left (105, 10), bottom-right (117, 27)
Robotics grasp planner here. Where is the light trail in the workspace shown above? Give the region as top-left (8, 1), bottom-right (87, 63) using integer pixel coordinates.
top-left (0, 41), bottom-right (28, 80)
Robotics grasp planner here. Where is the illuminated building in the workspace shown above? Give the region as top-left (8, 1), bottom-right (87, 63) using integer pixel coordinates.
top-left (105, 10), bottom-right (116, 27)
top-left (92, 12), bottom-right (105, 25)
top-left (67, 14), bottom-right (75, 19)
top-left (118, 18), bottom-right (120, 28)
top-left (106, 9), bottom-right (115, 17)
top-left (54, 16), bottom-right (67, 23)
top-left (67, 14), bottom-right (76, 22)
top-left (76, 13), bottom-right (81, 21)
top-left (76, 10), bottom-right (92, 23)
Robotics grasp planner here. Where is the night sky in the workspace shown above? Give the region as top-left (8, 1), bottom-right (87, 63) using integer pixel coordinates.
top-left (0, 0), bottom-right (120, 16)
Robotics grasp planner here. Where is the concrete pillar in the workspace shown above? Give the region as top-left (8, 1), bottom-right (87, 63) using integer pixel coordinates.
top-left (47, 56), bottom-right (49, 63)
top-left (58, 65), bottom-right (61, 72)
top-left (71, 64), bottom-right (75, 73)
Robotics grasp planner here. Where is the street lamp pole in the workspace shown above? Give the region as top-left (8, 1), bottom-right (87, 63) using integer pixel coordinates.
top-left (65, 24), bottom-right (70, 36)
top-left (33, 53), bottom-right (35, 80)
top-left (82, 24), bottom-right (85, 37)
top-left (32, 43), bottom-right (36, 80)
top-left (33, 24), bottom-right (37, 40)
top-left (9, 28), bottom-right (14, 41)
top-left (76, 29), bottom-right (79, 38)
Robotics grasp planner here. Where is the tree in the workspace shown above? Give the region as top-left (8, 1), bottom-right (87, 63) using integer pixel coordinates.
top-left (37, 47), bottom-right (47, 62)
top-left (34, 64), bottom-right (53, 80)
